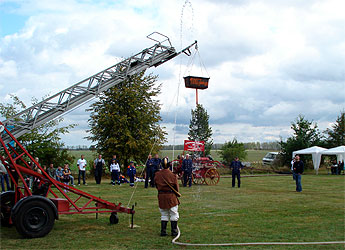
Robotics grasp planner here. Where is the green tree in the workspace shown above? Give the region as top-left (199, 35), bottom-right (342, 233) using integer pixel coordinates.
top-left (280, 115), bottom-right (322, 166)
top-left (87, 72), bottom-right (166, 169)
top-left (188, 104), bottom-right (213, 155)
top-left (324, 111), bottom-right (345, 147)
top-left (218, 138), bottom-right (247, 165)
top-left (0, 95), bottom-right (75, 167)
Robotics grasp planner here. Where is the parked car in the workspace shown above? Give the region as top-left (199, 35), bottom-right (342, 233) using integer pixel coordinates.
top-left (262, 152), bottom-right (279, 165)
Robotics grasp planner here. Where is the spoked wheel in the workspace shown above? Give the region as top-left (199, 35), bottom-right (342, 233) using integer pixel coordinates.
top-left (13, 199), bottom-right (55, 238)
top-left (0, 191), bottom-right (15, 227)
top-left (193, 173), bottom-right (204, 185)
top-left (204, 168), bottom-right (220, 185)
top-left (110, 212), bottom-right (119, 224)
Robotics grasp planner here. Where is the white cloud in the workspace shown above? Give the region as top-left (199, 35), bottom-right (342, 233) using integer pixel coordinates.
top-left (1, 0), bottom-right (344, 146)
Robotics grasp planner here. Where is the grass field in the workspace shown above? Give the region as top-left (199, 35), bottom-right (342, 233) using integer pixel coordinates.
top-left (1, 174), bottom-right (344, 249)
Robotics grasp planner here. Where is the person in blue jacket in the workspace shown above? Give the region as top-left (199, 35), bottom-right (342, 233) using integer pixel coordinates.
top-left (230, 157), bottom-right (244, 188)
top-left (151, 154), bottom-right (161, 184)
top-left (182, 154), bottom-right (193, 187)
top-left (127, 161), bottom-right (136, 187)
top-left (145, 154), bottom-right (155, 188)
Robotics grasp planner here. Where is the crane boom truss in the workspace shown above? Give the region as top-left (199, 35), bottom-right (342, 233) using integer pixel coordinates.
top-left (1, 34), bottom-right (196, 144)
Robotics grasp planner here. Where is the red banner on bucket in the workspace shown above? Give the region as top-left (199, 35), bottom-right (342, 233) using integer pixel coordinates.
top-left (184, 140), bottom-right (205, 152)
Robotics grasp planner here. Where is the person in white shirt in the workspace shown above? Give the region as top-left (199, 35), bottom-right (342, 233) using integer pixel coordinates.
top-left (109, 159), bottom-right (120, 185)
top-left (77, 155), bottom-right (87, 185)
top-left (291, 157), bottom-right (296, 180)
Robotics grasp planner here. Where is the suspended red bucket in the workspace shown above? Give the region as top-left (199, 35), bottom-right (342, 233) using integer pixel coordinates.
top-left (184, 76), bottom-right (209, 90)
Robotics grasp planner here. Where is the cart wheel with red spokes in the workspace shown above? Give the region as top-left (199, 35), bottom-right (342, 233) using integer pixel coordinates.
top-left (204, 168), bottom-right (220, 185)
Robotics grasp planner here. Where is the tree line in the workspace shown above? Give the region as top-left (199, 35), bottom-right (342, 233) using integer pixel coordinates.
top-left (162, 141), bottom-right (280, 151)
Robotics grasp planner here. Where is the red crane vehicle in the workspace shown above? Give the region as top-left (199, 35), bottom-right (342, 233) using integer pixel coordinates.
top-left (172, 140), bottom-right (225, 185)
top-left (0, 32), bottom-right (197, 238)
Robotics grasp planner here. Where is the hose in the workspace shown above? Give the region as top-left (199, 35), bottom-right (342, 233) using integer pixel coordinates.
top-left (172, 226), bottom-right (345, 246)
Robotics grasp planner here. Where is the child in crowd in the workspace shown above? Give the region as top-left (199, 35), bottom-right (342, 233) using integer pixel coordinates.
top-left (110, 159), bottom-right (120, 185)
top-left (127, 161), bottom-right (136, 187)
top-left (119, 174), bottom-right (128, 183)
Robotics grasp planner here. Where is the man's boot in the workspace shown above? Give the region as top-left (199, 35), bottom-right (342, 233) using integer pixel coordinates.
top-left (171, 221), bottom-right (178, 237)
top-left (160, 221), bottom-right (168, 236)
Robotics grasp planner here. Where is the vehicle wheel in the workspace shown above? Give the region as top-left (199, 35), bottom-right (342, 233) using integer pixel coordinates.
top-left (204, 168), bottom-right (220, 185)
top-left (192, 173), bottom-right (204, 185)
top-left (110, 212), bottom-right (119, 224)
top-left (0, 191), bottom-right (15, 227)
top-left (13, 199), bottom-right (55, 238)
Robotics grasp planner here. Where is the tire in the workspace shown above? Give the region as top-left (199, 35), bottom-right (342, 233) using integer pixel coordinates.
top-left (109, 212), bottom-right (119, 224)
top-left (13, 199), bottom-right (55, 238)
top-left (0, 191), bottom-right (15, 227)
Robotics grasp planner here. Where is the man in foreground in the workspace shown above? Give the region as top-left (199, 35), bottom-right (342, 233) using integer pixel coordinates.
top-left (154, 158), bottom-right (180, 237)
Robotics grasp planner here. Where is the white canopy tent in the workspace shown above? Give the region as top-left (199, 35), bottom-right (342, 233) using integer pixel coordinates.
top-left (292, 146), bottom-right (327, 173)
top-left (321, 146), bottom-right (345, 162)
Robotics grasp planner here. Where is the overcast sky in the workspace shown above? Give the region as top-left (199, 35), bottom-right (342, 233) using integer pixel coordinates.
top-left (1, 0), bottom-right (344, 146)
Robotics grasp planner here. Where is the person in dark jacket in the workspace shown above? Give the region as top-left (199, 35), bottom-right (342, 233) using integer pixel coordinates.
top-left (127, 162), bottom-right (136, 187)
top-left (145, 154), bottom-right (155, 188)
top-left (293, 155), bottom-right (304, 192)
top-left (93, 155), bottom-right (105, 184)
top-left (181, 154), bottom-right (193, 187)
top-left (230, 157), bottom-right (244, 188)
top-left (152, 154), bottom-right (162, 172)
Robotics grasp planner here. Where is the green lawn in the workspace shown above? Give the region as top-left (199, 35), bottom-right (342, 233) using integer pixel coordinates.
top-left (1, 174), bottom-right (344, 249)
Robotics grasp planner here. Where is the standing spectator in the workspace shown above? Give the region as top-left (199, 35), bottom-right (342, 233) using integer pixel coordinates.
top-left (77, 155), bottom-right (87, 185)
top-left (331, 160), bottom-right (338, 175)
top-left (110, 159), bottom-right (120, 185)
top-left (47, 163), bottom-right (56, 179)
top-left (29, 158), bottom-right (39, 189)
top-left (145, 155), bottom-right (155, 188)
top-left (0, 161), bottom-right (10, 192)
top-left (108, 155), bottom-right (119, 166)
top-left (181, 154), bottom-right (193, 187)
top-left (56, 166), bottom-right (64, 182)
top-left (94, 155), bottom-right (105, 184)
top-left (154, 158), bottom-right (180, 237)
top-left (230, 157), bottom-right (244, 188)
top-left (291, 157), bottom-right (296, 180)
top-left (293, 155), bottom-right (304, 192)
top-left (9, 165), bottom-right (18, 191)
top-left (127, 161), bottom-right (136, 187)
top-left (337, 161), bottom-right (343, 175)
top-left (62, 165), bottom-right (71, 192)
top-left (152, 154), bottom-right (161, 171)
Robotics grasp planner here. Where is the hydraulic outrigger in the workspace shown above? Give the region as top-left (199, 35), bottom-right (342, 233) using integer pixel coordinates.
top-left (0, 32), bottom-right (197, 238)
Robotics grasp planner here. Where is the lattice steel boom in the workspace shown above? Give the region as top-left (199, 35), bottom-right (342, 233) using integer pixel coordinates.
top-left (1, 33), bottom-right (197, 143)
